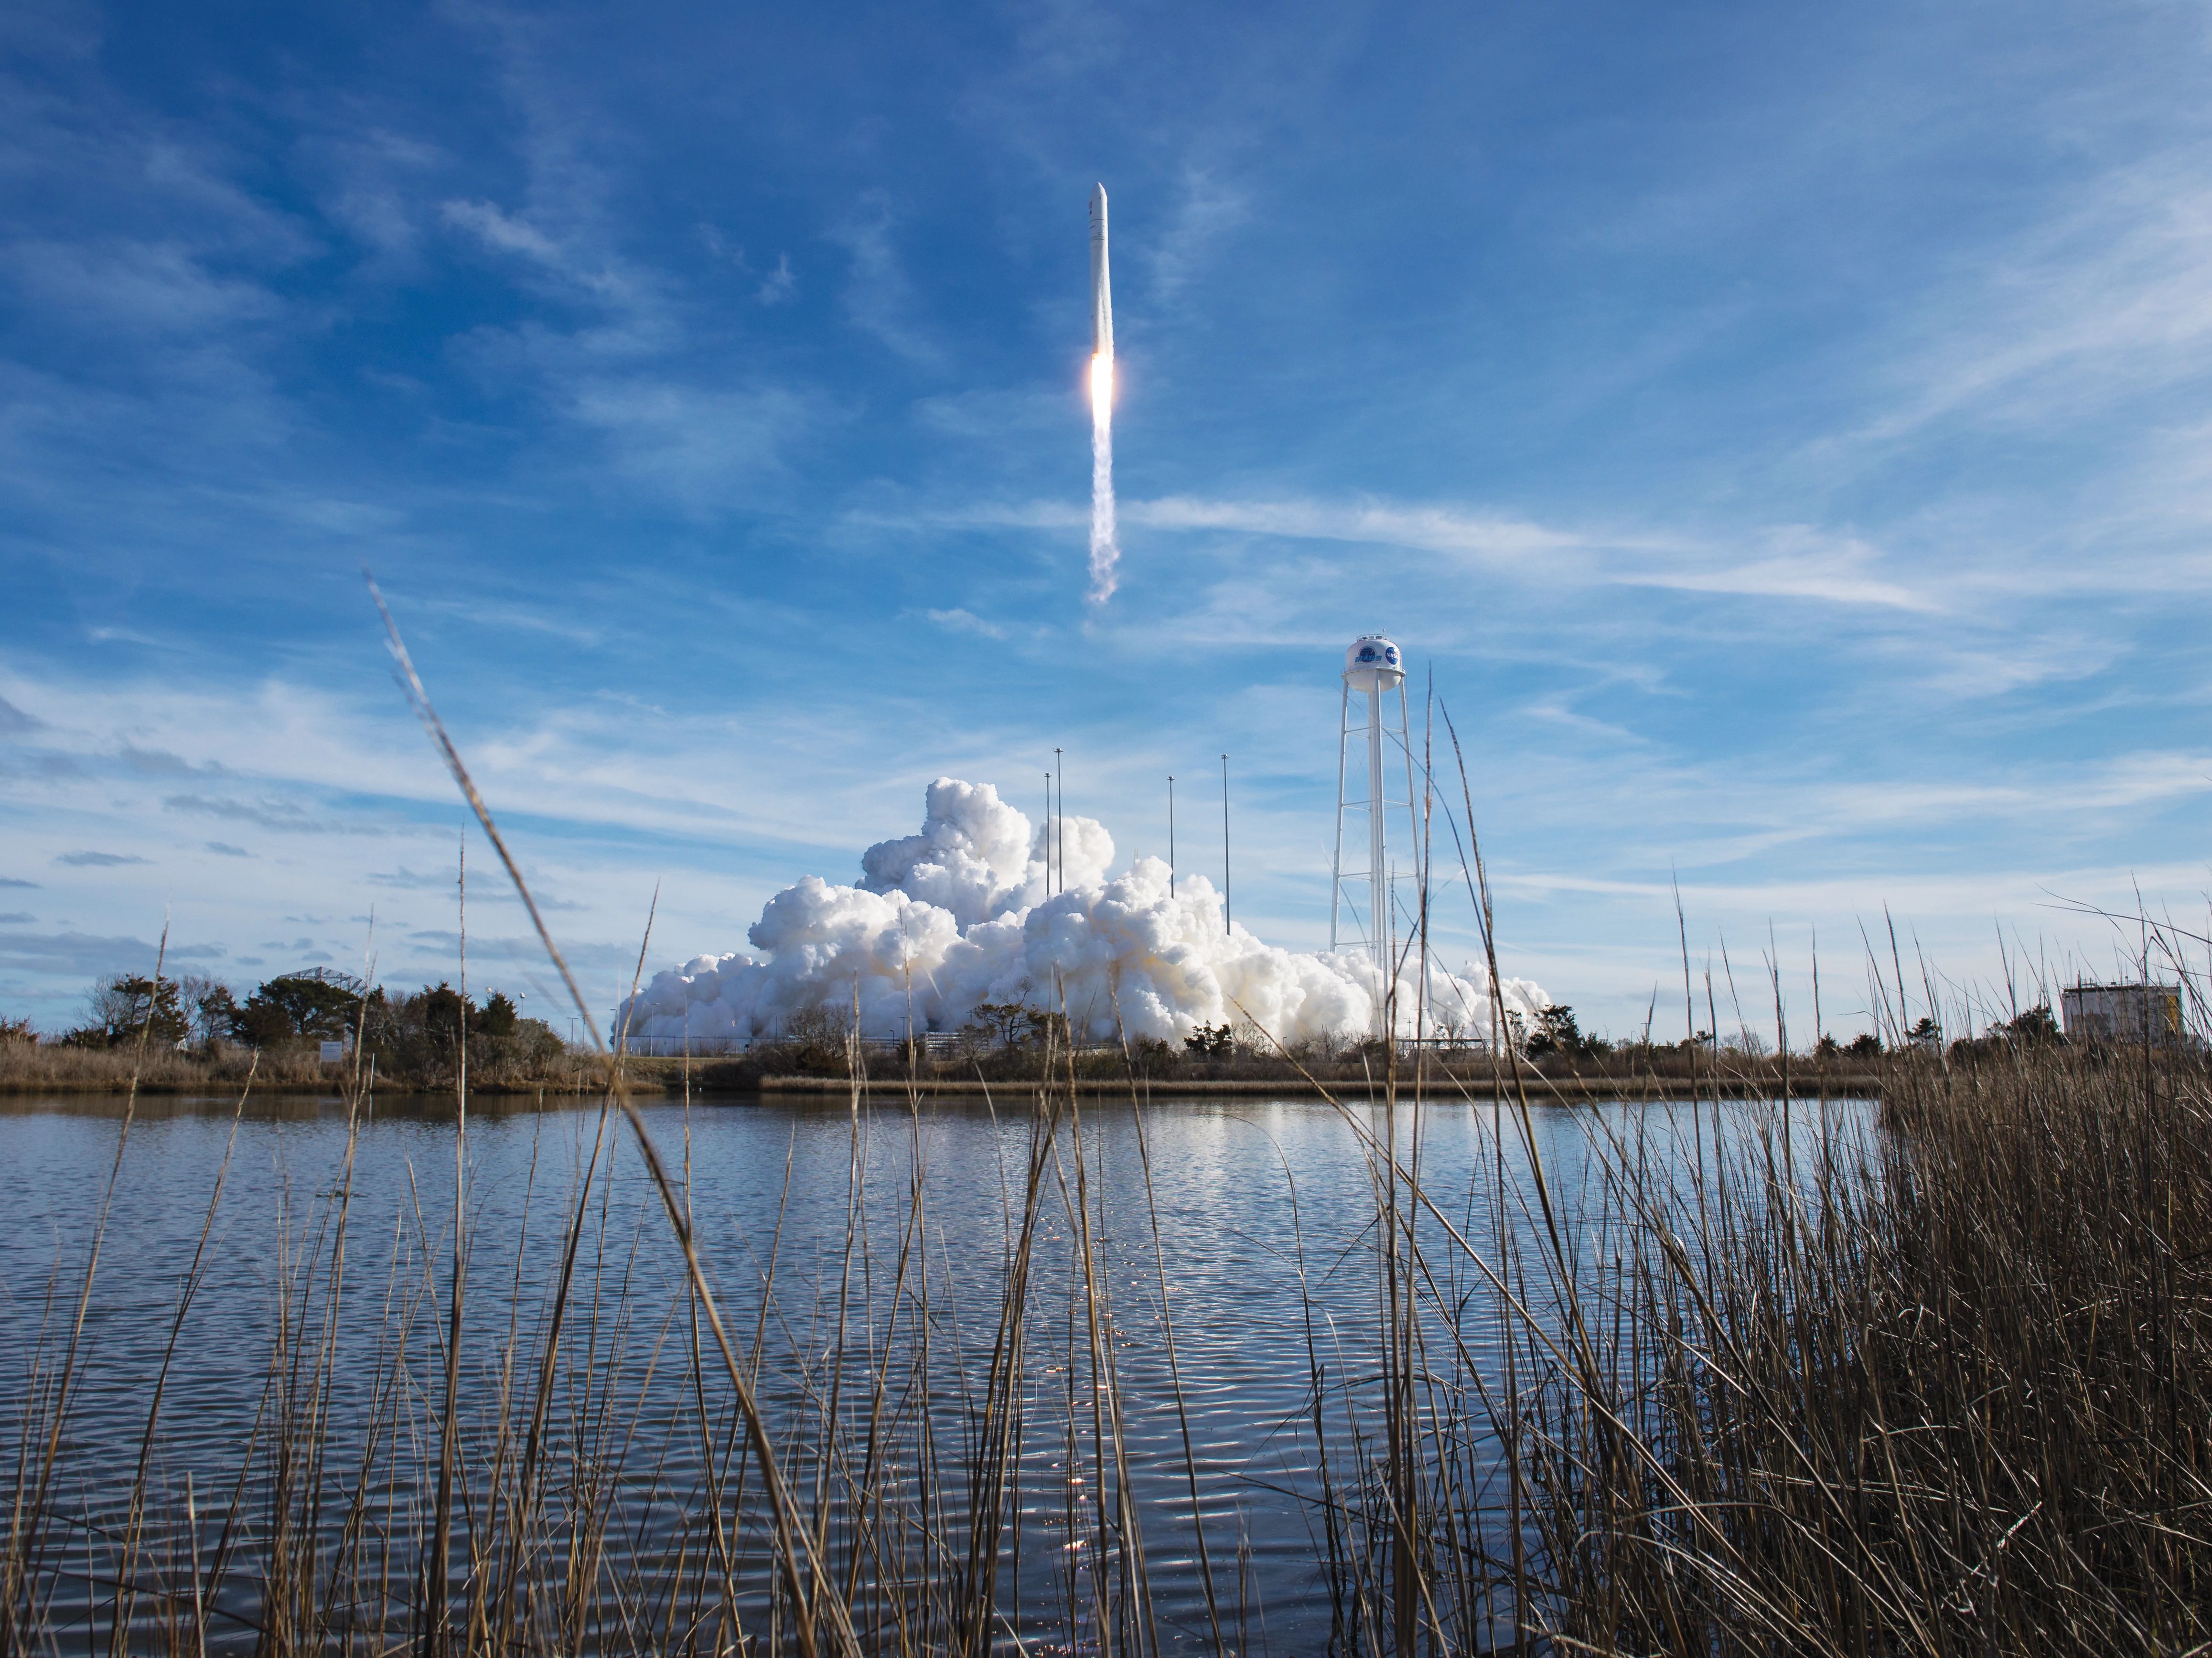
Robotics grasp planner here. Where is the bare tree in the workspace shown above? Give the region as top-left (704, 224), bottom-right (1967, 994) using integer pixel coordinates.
top-left (176, 973), bottom-right (238, 1046)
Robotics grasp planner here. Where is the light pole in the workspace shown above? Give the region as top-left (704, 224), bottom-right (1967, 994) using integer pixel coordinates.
top-left (1220, 754), bottom-right (1231, 934)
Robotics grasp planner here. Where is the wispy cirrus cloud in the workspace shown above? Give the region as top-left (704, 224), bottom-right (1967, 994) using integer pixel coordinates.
top-left (923, 607), bottom-right (1007, 639)
top-left (564, 378), bottom-right (826, 509)
top-left (165, 794), bottom-right (394, 837)
top-left (938, 492), bottom-right (1942, 612)
top-left (1842, 162), bottom-right (2212, 453)
top-left (1148, 165), bottom-right (1250, 301)
top-left (828, 191), bottom-right (943, 368)
top-left (440, 197), bottom-right (566, 267)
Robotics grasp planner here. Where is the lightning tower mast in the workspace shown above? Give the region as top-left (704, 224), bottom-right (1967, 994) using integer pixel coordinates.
top-left (1331, 635), bottom-right (1419, 1035)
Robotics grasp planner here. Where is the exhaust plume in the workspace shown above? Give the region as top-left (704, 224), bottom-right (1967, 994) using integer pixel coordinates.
top-left (1090, 355), bottom-right (1118, 603)
top-left (1087, 183), bottom-right (1119, 604)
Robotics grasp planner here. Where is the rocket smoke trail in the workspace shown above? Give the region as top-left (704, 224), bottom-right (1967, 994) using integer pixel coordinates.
top-left (1087, 183), bottom-right (1119, 604)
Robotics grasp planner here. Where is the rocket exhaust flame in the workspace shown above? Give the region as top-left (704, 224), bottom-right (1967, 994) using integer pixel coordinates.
top-left (1087, 183), bottom-right (1119, 604)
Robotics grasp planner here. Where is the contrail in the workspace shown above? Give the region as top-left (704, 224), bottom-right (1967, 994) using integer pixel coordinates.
top-left (1087, 182), bottom-right (1119, 604)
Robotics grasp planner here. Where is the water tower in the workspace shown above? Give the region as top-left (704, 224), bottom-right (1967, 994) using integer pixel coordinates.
top-left (1331, 635), bottom-right (1419, 1033)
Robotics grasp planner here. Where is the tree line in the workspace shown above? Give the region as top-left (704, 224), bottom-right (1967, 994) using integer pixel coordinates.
top-left (25, 967), bottom-right (570, 1088)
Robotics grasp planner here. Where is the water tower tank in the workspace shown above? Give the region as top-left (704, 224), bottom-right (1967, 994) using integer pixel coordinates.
top-left (1342, 635), bottom-right (1405, 694)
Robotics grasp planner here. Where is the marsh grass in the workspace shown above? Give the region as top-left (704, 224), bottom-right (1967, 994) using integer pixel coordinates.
top-left (0, 1040), bottom-right (323, 1093)
top-left (0, 1040), bottom-right (597, 1096)
top-left (1509, 1039), bottom-right (2212, 1653)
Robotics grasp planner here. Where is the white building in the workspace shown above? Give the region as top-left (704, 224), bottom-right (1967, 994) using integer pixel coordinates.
top-left (2059, 983), bottom-right (2184, 1047)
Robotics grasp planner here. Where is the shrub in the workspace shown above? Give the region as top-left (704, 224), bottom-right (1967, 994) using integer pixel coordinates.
top-left (234, 969), bottom-right (366, 1045)
top-left (1526, 1003), bottom-right (1608, 1061)
top-left (1126, 1034), bottom-right (1181, 1072)
top-left (1184, 1022), bottom-right (1234, 1059)
top-left (75, 974), bottom-right (189, 1048)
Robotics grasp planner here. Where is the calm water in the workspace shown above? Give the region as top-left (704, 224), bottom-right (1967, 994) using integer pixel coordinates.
top-left (0, 1089), bottom-right (1869, 1653)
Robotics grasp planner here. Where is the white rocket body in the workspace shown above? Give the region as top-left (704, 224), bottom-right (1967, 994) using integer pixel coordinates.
top-left (1089, 182), bottom-right (1113, 357)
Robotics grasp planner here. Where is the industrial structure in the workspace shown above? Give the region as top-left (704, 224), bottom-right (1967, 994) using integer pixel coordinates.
top-left (2060, 982), bottom-right (2186, 1047)
top-left (1331, 635), bottom-right (1418, 1034)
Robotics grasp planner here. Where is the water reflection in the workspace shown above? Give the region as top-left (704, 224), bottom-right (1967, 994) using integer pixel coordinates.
top-left (0, 1089), bottom-right (1871, 1653)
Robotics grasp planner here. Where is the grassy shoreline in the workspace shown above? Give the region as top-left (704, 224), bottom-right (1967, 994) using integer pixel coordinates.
top-left (0, 1039), bottom-right (600, 1095)
top-left (0, 1038), bottom-right (1906, 1098)
top-left (749, 1068), bottom-right (1885, 1098)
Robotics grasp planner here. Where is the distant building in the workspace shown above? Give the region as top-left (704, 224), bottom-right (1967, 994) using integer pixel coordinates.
top-left (2060, 982), bottom-right (2184, 1047)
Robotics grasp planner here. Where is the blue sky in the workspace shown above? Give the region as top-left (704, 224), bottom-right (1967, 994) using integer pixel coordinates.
top-left (5, 0), bottom-right (2212, 1040)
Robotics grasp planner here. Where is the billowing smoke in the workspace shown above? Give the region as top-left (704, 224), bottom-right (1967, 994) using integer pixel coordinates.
top-left (617, 778), bottom-right (1547, 1050)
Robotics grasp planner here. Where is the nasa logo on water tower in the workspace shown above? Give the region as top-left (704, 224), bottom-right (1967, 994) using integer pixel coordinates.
top-left (1342, 634), bottom-right (1405, 693)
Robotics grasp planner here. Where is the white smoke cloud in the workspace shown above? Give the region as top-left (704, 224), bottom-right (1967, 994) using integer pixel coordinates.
top-left (618, 778), bottom-right (1547, 1050)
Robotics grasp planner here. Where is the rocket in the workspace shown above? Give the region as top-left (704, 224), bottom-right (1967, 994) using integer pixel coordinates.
top-left (1088, 182), bottom-right (1113, 358)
